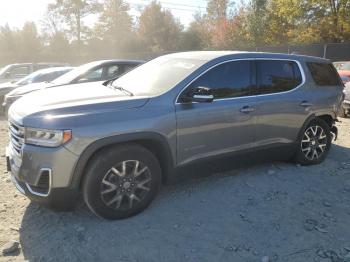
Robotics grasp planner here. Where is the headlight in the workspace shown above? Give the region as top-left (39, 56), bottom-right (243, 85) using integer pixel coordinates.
top-left (25, 128), bottom-right (72, 147)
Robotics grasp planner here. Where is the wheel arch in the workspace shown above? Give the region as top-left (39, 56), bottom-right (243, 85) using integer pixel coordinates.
top-left (69, 132), bottom-right (175, 189)
top-left (296, 113), bottom-right (334, 140)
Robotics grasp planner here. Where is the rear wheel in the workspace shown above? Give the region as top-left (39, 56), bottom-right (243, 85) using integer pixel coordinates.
top-left (294, 118), bottom-right (332, 165)
top-left (82, 144), bottom-right (161, 220)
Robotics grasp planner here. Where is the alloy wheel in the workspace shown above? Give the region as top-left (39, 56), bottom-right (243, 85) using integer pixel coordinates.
top-left (100, 160), bottom-right (152, 210)
top-left (301, 125), bottom-right (328, 161)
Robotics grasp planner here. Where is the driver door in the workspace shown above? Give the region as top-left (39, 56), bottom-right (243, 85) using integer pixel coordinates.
top-left (175, 60), bottom-right (257, 166)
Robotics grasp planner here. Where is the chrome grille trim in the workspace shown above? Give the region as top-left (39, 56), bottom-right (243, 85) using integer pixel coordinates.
top-left (8, 121), bottom-right (24, 156)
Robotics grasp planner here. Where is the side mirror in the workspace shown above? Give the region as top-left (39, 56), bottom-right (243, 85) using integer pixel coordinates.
top-left (183, 86), bottom-right (214, 103)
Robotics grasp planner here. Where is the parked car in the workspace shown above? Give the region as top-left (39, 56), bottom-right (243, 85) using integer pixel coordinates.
top-left (6, 52), bottom-right (343, 219)
top-left (0, 67), bottom-right (74, 108)
top-left (340, 82), bottom-right (350, 117)
top-left (340, 75), bottom-right (350, 84)
top-left (2, 60), bottom-right (143, 113)
top-left (0, 63), bottom-right (68, 84)
top-left (333, 61), bottom-right (350, 83)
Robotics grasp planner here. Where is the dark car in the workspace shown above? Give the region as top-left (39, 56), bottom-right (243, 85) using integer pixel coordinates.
top-left (0, 63), bottom-right (69, 84)
top-left (2, 60), bottom-right (143, 113)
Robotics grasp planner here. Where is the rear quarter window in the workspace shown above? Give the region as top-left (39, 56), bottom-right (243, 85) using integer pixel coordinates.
top-left (253, 60), bottom-right (303, 95)
top-left (307, 62), bottom-right (342, 86)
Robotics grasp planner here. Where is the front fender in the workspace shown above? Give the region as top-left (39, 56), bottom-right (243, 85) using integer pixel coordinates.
top-left (69, 132), bottom-right (175, 188)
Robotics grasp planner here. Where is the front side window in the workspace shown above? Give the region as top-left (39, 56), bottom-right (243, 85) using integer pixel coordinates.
top-left (307, 62), bottom-right (342, 86)
top-left (105, 65), bottom-right (120, 79)
top-left (183, 60), bottom-right (253, 100)
top-left (253, 60), bottom-right (302, 95)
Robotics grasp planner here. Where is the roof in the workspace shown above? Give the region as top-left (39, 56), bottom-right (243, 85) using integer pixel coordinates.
top-left (34, 67), bottom-right (74, 74)
top-left (164, 51), bottom-right (329, 63)
top-left (84, 59), bottom-right (145, 66)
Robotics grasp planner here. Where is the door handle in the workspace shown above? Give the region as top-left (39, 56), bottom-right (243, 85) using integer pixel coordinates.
top-left (239, 106), bottom-right (255, 113)
top-left (300, 101), bottom-right (313, 107)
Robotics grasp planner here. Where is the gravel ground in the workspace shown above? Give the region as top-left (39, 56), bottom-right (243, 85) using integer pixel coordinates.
top-left (0, 115), bottom-right (350, 262)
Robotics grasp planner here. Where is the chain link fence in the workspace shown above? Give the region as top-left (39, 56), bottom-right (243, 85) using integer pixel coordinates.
top-left (251, 42), bottom-right (350, 61)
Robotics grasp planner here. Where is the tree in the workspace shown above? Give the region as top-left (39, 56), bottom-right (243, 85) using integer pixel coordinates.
top-left (18, 22), bottom-right (43, 61)
top-left (137, 1), bottom-right (183, 52)
top-left (93, 0), bottom-right (134, 53)
top-left (206, 0), bottom-right (231, 20)
top-left (48, 0), bottom-right (101, 49)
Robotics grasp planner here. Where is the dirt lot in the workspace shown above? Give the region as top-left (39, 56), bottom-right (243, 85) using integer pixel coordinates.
top-left (0, 115), bottom-right (350, 262)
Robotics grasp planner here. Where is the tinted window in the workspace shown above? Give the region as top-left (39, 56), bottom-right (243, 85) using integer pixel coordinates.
top-left (307, 62), bottom-right (342, 86)
top-left (186, 60), bottom-right (253, 100)
top-left (105, 65), bottom-right (120, 79)
top-left (254, 60), bottom-right (302, 95)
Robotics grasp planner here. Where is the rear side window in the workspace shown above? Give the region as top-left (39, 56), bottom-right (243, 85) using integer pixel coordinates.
top-left (187, 60), bottom-right (253, 99)
top-left (254, 60), bottom-right (302, 95)
top-left (307, 62), bottom-right (342, 86)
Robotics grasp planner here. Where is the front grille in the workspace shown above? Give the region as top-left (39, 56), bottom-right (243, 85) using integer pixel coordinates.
top-left (9, 121), bottom-right (24, 156)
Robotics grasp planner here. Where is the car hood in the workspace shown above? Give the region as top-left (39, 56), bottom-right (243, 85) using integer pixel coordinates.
top-left (0, 82), bottom-right (18, 89)
top-left (8, 82), bottom-right (55, 96)
top-left (0, 82), bottom-right (19, 95)
top-left (9, 82), bottom-right (149, 124)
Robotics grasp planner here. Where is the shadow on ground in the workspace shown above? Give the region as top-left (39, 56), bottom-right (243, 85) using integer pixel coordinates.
top-left (19, 144), bottom-right (350, 262)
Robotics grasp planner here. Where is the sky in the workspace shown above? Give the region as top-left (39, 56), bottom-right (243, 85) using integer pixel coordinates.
top-left (0, 0), bottom-right (209, 30)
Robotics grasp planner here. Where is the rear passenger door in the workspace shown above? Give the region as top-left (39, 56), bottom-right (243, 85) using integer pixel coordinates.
top-left (253, 59), bottom-right (309, 146)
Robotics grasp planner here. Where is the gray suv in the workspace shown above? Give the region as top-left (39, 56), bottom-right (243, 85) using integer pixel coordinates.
top-left (6, 52), bottom-right (344, 219)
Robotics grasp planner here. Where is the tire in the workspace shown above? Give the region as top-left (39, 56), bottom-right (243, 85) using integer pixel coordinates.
top-left (294, 118), bottom-right (332, 166)
top-left (82, 144), bottom-right (161, 220)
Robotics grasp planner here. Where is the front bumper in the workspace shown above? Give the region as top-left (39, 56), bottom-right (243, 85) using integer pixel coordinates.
top-left (6, 143), bottom-right (80, 209)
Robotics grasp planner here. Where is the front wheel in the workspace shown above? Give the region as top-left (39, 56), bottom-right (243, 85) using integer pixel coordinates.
top-left (294, 118), bottom-right (332, 165)
top-left (82, 144), bottom-right (161, 220)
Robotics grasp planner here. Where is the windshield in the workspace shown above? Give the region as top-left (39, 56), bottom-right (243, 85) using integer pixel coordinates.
top-left (16, 68), bottom-right (72, 85)
top-left (16, 70), bottom-right (43, 85)
top-left (0, 65), bottom-right (11, 77)
top-left (340, 62), bottom-right (350, 70)
top-left (111, 56), bottom-right (206, 96)
top-left (51, 62), bottom-right (100, 85)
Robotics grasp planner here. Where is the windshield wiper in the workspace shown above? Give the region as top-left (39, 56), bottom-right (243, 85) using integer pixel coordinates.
top-left (108, 82), bottom-right (134, 96)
